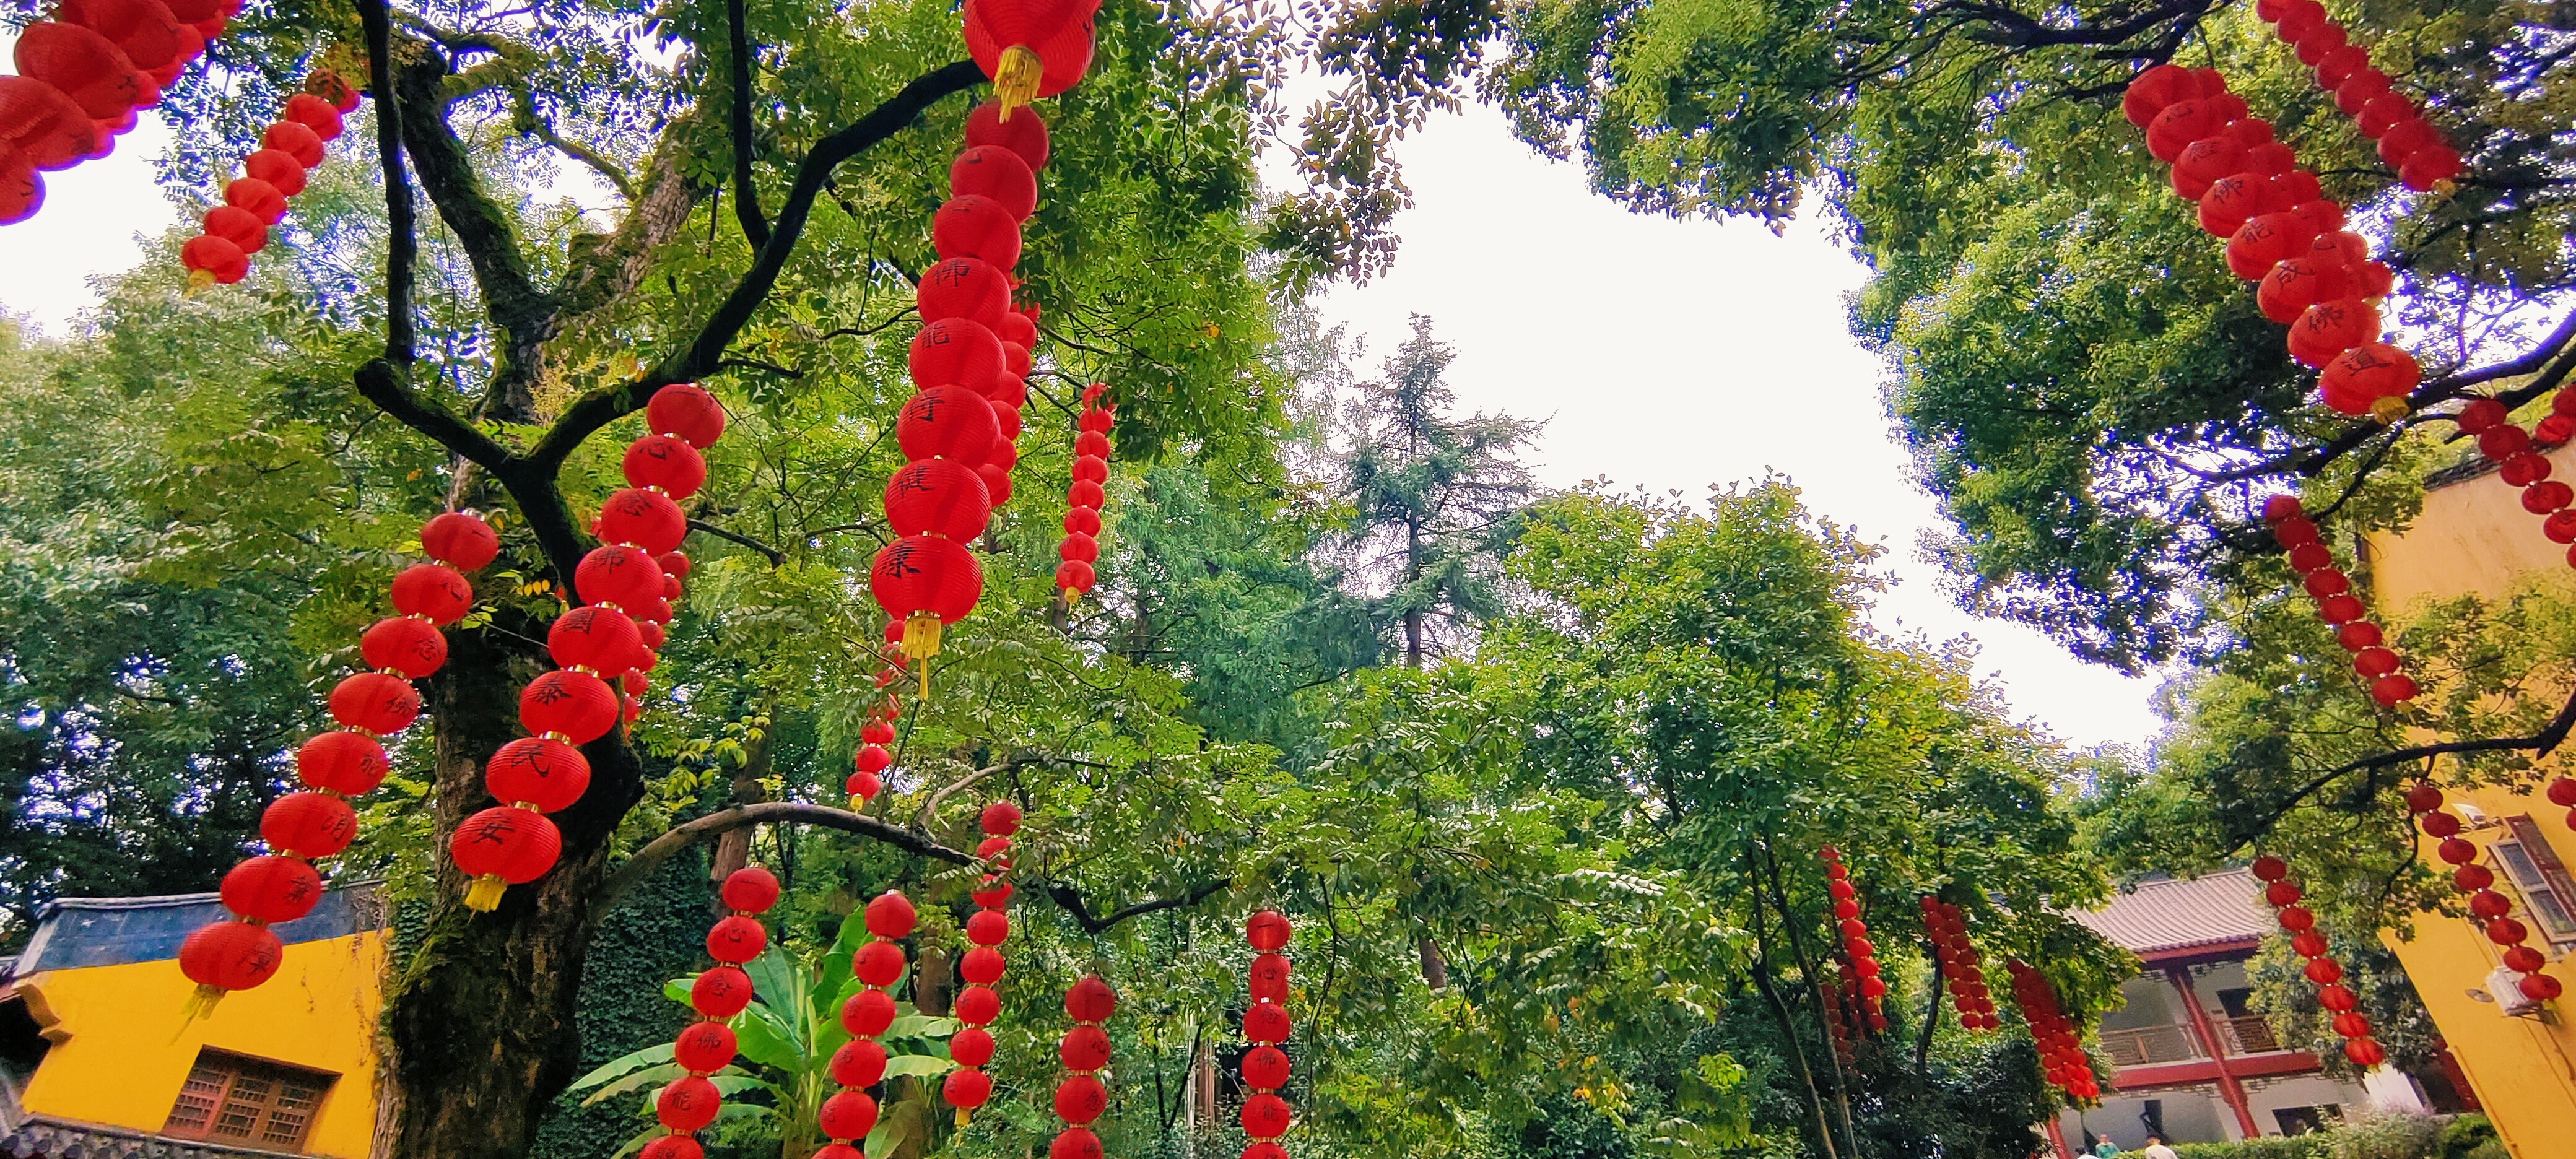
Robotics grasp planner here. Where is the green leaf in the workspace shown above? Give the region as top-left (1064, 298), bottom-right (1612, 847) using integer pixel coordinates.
top-left (879, 1053), bottom-right (956, 1079)
top-left (582, 1061), bottom-right (684, 1108)
top-left (568, 1043), bottom-right (675, 1092)
top-left (882, 1014), bottom-right (957, 1040)
top-left (734, 1001), bottom-right (808, 1072)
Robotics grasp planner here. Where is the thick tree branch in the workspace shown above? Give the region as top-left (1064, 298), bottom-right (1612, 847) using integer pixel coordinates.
top-left (357, 0), bottom-right (415, 365)
top-left (2232, 684), bottom-right (2576, 852)
top-left (390, 40), bottom-right (559, 422)
top-left (593, 801), bottom-right (1235, 934)
top-left (526, 59), bottom-right (985, 474)
top-left (687, 518), bottom-right (785, 566)
top-left (724, 0), bottom-right (770, 248)
top-left (354, 360), bottom-right (514, 470)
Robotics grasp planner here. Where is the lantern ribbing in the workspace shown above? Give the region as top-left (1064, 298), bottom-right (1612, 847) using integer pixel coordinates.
top-left (2406, 783), bottom-right (2563, 1002)
top-left (1056, 384), bottom-right (1113, 603)
top-left (943, 801), bottom-right (1020, 1126)
top-left (1241, 909), bottom-right (1294, 1156)
top-left (1, 0), bottom-right (246, 226)
top-left (2245, 0), bottom-right (2463, 190)
top-left (2247, 856), bottom-right (2390, 1066)
top-left (177, 509), bottom-right (497, 1015)
top-left (640, 866), bottom-right (781, 1159)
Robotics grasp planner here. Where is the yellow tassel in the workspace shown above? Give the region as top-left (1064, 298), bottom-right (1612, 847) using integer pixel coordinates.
top-left (955, 1106), bottom-right (972, 1128)
top-left (902, 611), bottom-right (943, 661)
top-left (464, 874), bottom-right (508, 911)
top-left (177, 983), bottom-right (225, 1023)
top-left (2370, 395), bottom-right (2411, 424)
top-left (994, 45), bottom-right (1042, 118)
top-left (184, 268), bottom-right (215, 295)
top-left (1062, 587), bottom-right (1081, 607)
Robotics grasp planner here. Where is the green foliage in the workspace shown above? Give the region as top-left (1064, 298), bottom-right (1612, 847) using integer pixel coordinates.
top-left (532, 850), bottom-right (716, 1159)
top-left (2167, 1113), bottom-right (2492, 1159)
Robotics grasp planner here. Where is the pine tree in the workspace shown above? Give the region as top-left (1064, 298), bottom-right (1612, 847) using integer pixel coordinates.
top-left (1333, 314), bottom-right (1543, 669)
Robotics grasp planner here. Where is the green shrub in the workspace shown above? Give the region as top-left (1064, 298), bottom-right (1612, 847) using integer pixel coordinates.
top-left (2172, 1135), bottom-right (2324, 1159)
top-left (2159, 1116), bottom-right (2476, 1159)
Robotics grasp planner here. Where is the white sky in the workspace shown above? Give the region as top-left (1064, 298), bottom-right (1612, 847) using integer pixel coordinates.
top-left (0, 86), bottom-right (2167, 752)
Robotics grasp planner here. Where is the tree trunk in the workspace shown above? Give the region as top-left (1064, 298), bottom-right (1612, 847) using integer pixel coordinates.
top-left (1416, 935), bottom-right (1448, 988)
top-left (377, 603), bottom-right (653, 1159)
top-left (1193, 1033), bottom-right (1217, 1126)
top-left (1746, 854), bottom-right (1840, 1159)
top-left (916, 945), bottom-right (954, 1017)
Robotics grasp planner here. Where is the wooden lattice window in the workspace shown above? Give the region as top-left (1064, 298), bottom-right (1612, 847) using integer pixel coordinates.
top-left (162, 1048), bottom-right (335, 1151)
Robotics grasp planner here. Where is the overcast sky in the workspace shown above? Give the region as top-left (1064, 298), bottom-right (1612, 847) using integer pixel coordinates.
top-left (0, 93), bottom-right (2169, 752)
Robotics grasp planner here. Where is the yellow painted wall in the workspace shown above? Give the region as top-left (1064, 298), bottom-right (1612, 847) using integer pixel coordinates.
top-left (16, 929), bottom-right (386, 1158)
top-left (2365, 447), bottom-right (2576, 1159)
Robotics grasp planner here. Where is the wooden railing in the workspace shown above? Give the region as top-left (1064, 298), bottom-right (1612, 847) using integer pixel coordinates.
top-left (2099, 1024), bottom-right (2204, 1067)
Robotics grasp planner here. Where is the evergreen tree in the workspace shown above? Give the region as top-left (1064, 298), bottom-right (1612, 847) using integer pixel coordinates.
top-left (1331, 315), bottom-right (1543, 669)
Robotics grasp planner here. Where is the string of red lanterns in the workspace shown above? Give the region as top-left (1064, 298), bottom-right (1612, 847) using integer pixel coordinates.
top-left (874, 97), bottom-right (1061, 692)
top-left (849, 684), bottom-right (899, 805)
top-left (1050, 974), bottom-right (1116, 1159)
top-left (1241, 910), bottom-right (1294, 1157)
top-left (2404, 783), bottom-right (2564, 1002)
top-left (176, 510), bottom-right (498, 1013)
top-left (1056, 384), bottom-right (1113, 603)
top-left (1, 0), bottom-right (239, 224)
top-left (2252, 0), bottom-right (2463, 190)
top-left (1918, 896), bottom-right (1999, 1031)
top-left (639, 866), bottom-right (781, 1159)
top-left (2450, 399), bottom-right (2576, 571)
top-left (2005, 960), bottom-right (2099, 1103)
top-left (2261, 495), bottom-right (2420, 707)
top-left (2126, 66), bottom-right (2422, 424)
top-left (183, 72), bottom-right (362, 287)
top-left (451, 383), bottom-right (723, 911)
top-left (2247, 856), bottom-right (2389, 1066)
top-left (817, 889), bottom-right (915, 1157)
top-left (1817, 846), bottom-right (1887, 1033)
top-left (942, 801), bottom-right (1020, 1126)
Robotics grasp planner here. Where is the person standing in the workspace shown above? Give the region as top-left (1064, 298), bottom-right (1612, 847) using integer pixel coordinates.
top-left (2141, 1137), bottom-right (2180, 1159)
top-left (2092, 1140), bottom-right (2121, 1157)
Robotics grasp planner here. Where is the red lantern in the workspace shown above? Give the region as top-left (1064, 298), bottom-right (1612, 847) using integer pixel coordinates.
top-left (909, 318), bottom-right (1009, 394)
top-left (330, 671), bottom-right (420, 734)
top-left (722, 866), bottom-right (780, 912)
top-left (676, 1022), bottom-right (736, 1073)
top-left (919, 256), bottom-right (1012, 328)
top-left (1240, 1093), bottom-right (1292, 1139)
top-left (885, 458), bottom-right (995, 541)
top-left (897, 386), bottom-right (1003, 465)
top-left (520, 669), bottom-right (620, 743)
top-left (2289, 298), bottom-right (2380, 368)
top-left (201, 204), bottom-right (267, 255)
top-left (297, 730), bottom-right (388, 794)
top-left (964, 1), bottom-right (1095, 111)
top-left (934, 194), bottom-right (1024, 270)
top-left (1053, 1074), bottom-right (1105, 1124)
top-left (855, 940), bottom-right (906, 986)
top-left (842, 988), bottom-right (897, 1036)
top-left (282, 92), bottom-right (343, 140)
top-left (945, 1066), bottom-right (997, 1113)
top-left (966, 100), bottom-right (1050, 169)
top-left (624, 434), bottom-right (708, 499)
top-left (1066, 973), bottom-right (1116, 1022)
top-left (224, 176), bottom-right (286, 224)
top-left (832, 1039), bottom-right (889, 1087)
top-left (872, 536), bottom-right (983, 660)
top-left (390, 563), bottom-right (474, 624)
top-left (1060, 1023), bottom-right (1111, 1070)
top-left (548, 606), bottom-right (643, 675)
top-left (179, 920), bottom-right (284, 994)
top-left (694, 965), bottom-right (757, 1017)
top-left (707, 914), bottom-right (768, 963)
top-left (360, 615), bottom-right (446, 678)
top-left (646, 383), bottom-right (726, 448)
top-left (485, 737), bottom-right (594, 813)
top-left (420, 511), bottom-right (500, 569)
top-left (643, 1140), bottom-right (706, 1159)
top-left (261, 119), bottom-right (324, 168)
top-left (951, 1028), bottom-right (996, 1067)
top-left (450, 805), bottom-right (563, 909)
top-left (658, 1077), bottom-right (723, 1131)
top-left (220, 854), bottom-right (324, 923)
top-left (1051, 1129), bottom-right (1104, 1159)
top-left (951, 145), bottom-right (1038, 221)
top-left (598, 488), bottom-right (688, 553)
top-left (262, 792), bottom-right (357, 858)
top-left (240, 147), bottom-right (306, 196)
top-left (577, 544), bottom-right (666, 611)
top-left (14, 22), bottom-right (144, 119)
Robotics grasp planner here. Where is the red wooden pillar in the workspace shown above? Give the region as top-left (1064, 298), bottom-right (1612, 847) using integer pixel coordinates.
top-left (2042, 1114), bottom-right (2075, 1158)
top-left (2166, 966), bottom-right (2262, 1139)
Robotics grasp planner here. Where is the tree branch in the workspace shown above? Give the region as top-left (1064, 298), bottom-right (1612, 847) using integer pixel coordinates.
top-left (357, 0), bottom-right (415, 365)
top-left (1039, 877), bottom-right (1234, 935)
top-left (598, 802), bottom-right (971, 911)
top-left (2234, 684), bottom-right (2576, 851)
top-left (687, 518), bottom-right (785, 566)
top-left (525, 59), bottom-right (985, 475)
top-left (354, 359), bottom-right (515, 470)
top-left (724, 0), bottom-right (770, 247)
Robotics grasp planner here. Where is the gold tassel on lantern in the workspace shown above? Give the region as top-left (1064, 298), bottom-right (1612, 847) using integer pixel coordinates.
top-left (464, 873), bottom-right (508, 911)
top-left (994, 45), bottom-right (1043, 117)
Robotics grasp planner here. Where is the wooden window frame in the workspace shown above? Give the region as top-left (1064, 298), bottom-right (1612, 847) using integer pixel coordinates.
top-left (162, 1047), bottom-right (336, 1152)
top-left (2490, 815), bottom-right (2576, 952)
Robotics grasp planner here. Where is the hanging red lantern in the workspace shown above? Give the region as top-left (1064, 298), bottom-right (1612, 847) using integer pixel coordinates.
top-left (919, 256), bottom-right (1013, 328)
top-left (329, 671), bottom-right (420, 734)
top-left (361, 615), bottom-right (446, 678)
top-left (484, 737), bottom-right (592, 812)
top-left (951, 145), bottom-right (1039, 221)
top-left (261, 792), bottom-right (357, 859)
top-left (964, 0), bottom-right (1095, 116)
top-left (598, 488), bottom-right (688, 553)
top-left (645, 383), bottom-right (727, 448)
top-left (549, 605), bottom-right (644, 674)
top-left (15, 22), bottom-right (146, 120)
top-left (871, 535), bottom-right (983, 667)
top-left (178, 920), bottom-right (284, 1005)
top-left (910, 318), bottom-right (1009, 395)
top-left (520, 669), bottom-right (621, 744)
top-left (390, 563), bottom-right (474, 623)
top-left (577, 544), bottom-right (667, 611)
top-left (422, 511), bottom-right (501, 569)
top-left (897, 386), bottom-right (1003, 466)
top-left (934, 194), bottom-right (1024, 270)
top-left (449, 805), bottom-right (562, 910)
top-left (624, 435), bottom-right (709, 500)
top-left (220, 854), bottom-right (323, 923)
top-left (886, 458), bottom-right (996, 542)
top-left (297, 729), bottom-right (388, 794)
